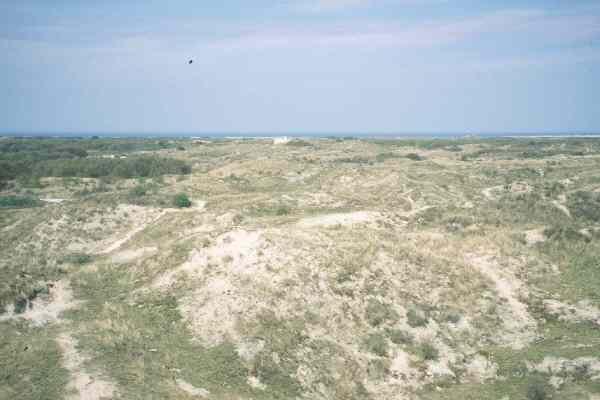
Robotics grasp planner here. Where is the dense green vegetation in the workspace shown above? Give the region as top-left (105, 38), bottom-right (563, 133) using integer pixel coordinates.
top-left (568, 191), bottom-right (600, 222)
top-left (0, 322), bottom-right (69, 400)
top-left (173, 193), bottom-right (192, 208)
top-left (35, 156), bottom-right (191, 179)
top-left (0, 138), bottom-right (190, 184)
top-left (0, 196), bottom-right (40, 209)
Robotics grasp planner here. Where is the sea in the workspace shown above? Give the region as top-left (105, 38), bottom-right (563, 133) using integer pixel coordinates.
top-left (2, 132), bottom-right (600, 140)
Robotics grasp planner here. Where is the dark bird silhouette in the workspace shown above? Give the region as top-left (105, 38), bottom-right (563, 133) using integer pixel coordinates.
top-left (188, 59), bottom-right (193, 64)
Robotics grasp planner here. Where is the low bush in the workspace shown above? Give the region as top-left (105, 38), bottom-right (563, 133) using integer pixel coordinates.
top-left (367, 358), bottom-right (390, 380)
top-left (405, 153), bottom-right (424, 161)
top-left (375, 152), bottom-right (403, 162)
top-left (366, 299), bottom-right (399, 327)
top-left (0, 195), bottom-right (40, 208)
top-left (568, 191), bottom-right (600, 222)
top-left (61, 253), bottom-right (93, 265)
top-left (35, 156), bottom-right (192, 179)
top-left (13, 296), bottom-right (28, 314)
top-left (363, 333), bottom-right (389, 357)
top-left (420, 342), bottom-right (439, 361)
top-left (445, 312), bottom-right (461, 324)
top-left (275, 206), bottom-right (291, 216)
top-left (129, 185), bottom-right (148, 197)
top-left (407, 309), bottom-right (428, 327)
top-left (526, 376), bottom-right (550, 400)
top-left (544, 226), bottom-right (589, 242)
top-left (173, 193), bottom-right (192, 208)
top-left (286, 139), bottom-right (312, 147)
top-left (385, 328), bottom-right (413, 345)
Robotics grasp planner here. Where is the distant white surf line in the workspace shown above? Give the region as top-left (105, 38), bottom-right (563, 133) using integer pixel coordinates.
top-left (504, 135), bottom-right (600, 139)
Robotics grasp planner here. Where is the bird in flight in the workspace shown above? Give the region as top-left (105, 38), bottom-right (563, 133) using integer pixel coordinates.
top-left (188, 59), bottom-right (193, 65)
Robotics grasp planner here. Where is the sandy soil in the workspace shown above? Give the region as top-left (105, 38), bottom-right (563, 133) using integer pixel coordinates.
top-left (466, 254), bottom-right (537, 349)
top-left (543, 299), bottom-right (600, 327)
top-left (175, 379), bottom-right (210, 397)
top-left (57, 332), bottom-right (116, 400)
top-left (297, 211), bottom-right (381, 228)
top-left (524, 228), bottom-right (546, 245)
top-left (110, 246), bottom-right (158, 264)
top-left (0, 281), bottom-right (78, 326)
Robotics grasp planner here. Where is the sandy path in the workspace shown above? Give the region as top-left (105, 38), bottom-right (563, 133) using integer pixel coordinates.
top-left (466, 254), bottom-right (536, 349)
top-left (99, 210), bottom-right (167, 254)
top-left (297, 211), bottom-right (380, 228)
top-left (57, 332), bottom-right (116, 400)
top-left (552, 200), bottom-right (571, 218)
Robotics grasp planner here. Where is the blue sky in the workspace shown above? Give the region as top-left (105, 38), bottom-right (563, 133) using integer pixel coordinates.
top-left (1, 0), bottom-right (599, 134)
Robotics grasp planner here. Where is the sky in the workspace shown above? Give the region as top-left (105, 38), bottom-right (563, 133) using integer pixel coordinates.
top-left (1, 0), bottom-right (599, 135)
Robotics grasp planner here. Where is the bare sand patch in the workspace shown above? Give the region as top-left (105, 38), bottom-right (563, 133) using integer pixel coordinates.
top-left (552, 200), bottom-right (571, 217)
top-left (272, 137), bottom-right (291, 145)
top-left (509, 181), bottom-right (532, 194)
top-left (297, 211), bottom-right (380, 228)
top-left (41, 198), bottom-right (67, 204)
top-left (543, 299), bottom-right (600, 327)
top-left (552, 193), bottom-right (572, 218)
top-left (465, 354), bottom-right (498, 382)
top-left (154, 229), bottom-right (265, 289)
top-left (160, 229), bottom-right (280, 345)
top-left (389, 350), bottom-right (420, 388)
top-left (175, 379), bottom-right (210, 398)
top-left (236, 338), bottom-right (265, 362)
top-left (481, 186), bottom-right (504, 200)
top-left (524, 228), bottom-right (546, 245)
top-left (0, 281), bottom-right (78, 327)
top-left (110, 246), bottom-right (158, 264)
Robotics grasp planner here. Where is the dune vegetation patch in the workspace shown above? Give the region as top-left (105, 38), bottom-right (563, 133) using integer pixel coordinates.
top-left (3, 137), bottom-right (600, 399)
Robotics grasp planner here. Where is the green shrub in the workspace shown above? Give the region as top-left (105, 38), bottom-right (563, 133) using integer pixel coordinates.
top-left (17, 175), bottom-right (44, 188)
top-left (130, 185), bottom-right (148, 197)
top-left (407, 309), bottom-right (428, 327)
top-left (527, 376), bottom-right (550, 400)
top-left (385, 328), bottom-right (413, 345)
top-left (62, 253), bottom-right (92, 265)
top-left (544, 226), bottom-right (588, 242)
top-left (365, 299), bottom-right (399, 327)
top-left (13, 296), bottom-right (28, 314)
top-left (363, 333), bottom-right (389, 357)
top-left (275, 206), bottom-right (291, 216)
top-left (375, 152), bottom-right (402, 162)
top-left (445, 312), bottom-right (461, 324)
top-left (543, 181), bottom-right (565, 197)
top-left (0, 195), bottom-right (40, 208)
top-left (405, 153), bottom-right (424, 161)
top-left (286, 139), bottom-right (312, 147)
top-left (568, 191), bottom-right (600, 222)
top-left (173, 193), bottom-right (192, 208)
top-left (367, 358), bottom-right (390, 380)
top-left (33, 156), bottom-right (191, 179)
top-left (420, 342), bottom-right (439, 361)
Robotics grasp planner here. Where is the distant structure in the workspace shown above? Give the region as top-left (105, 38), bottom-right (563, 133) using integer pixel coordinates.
top-left (273, 137), bottom-right (291, 145)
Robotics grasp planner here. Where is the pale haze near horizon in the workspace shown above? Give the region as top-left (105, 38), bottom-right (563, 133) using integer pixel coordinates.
top-left (1, 0), bottom-right (599, 135)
